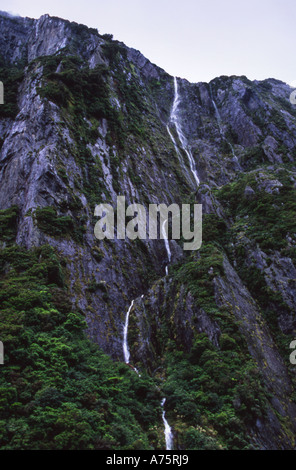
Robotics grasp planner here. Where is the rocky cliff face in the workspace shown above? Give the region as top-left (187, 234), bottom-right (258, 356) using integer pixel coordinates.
top-left (0, 12), bottom-right (296, 450)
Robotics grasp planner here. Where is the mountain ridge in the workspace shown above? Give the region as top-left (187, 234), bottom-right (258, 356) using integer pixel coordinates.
top-left (0, 11), bottom-right (296, 450)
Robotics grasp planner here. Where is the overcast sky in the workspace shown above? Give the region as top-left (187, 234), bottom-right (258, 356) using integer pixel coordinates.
top-left (1, 0), bottom-right (295, 85)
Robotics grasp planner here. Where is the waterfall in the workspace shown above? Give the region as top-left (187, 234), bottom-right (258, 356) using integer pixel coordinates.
top-left (123, 299), bottom-right (141, 376)
top-left (166, 124), bottom-right (188, 177)
top-left (167, 77), bottom-right (200, 187)
top-left (161, 398), bottom-right (173, 450)
top-left (161, 218), bottom-right (171, 275)
top-left (164, 76), bottom-right (200, 274)
top-left (123, 299), bottom-right (134, 364)
top-left (211, 97), bottom-right (222, 133)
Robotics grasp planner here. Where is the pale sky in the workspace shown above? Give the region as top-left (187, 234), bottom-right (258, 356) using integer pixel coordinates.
top-left (1, 0), bottom-right (295, 85)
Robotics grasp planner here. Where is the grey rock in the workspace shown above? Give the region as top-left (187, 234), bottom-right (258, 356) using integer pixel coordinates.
top-left (1, 11), bottom-right (296, 449)
top-left (244, 185), bottom-right (256, 199)
top-left (263, 136), bottom-right (283, 164)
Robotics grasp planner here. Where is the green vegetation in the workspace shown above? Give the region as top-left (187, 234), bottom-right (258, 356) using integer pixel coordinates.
top-left (1, 28), bottom-right (296, 450)
top-left (102, 41), bottom-right (127, 64)
top-left (34, 206), bottom-right (74, 237)
top-left (159, 236), bottom-right (268, 449)
top-left (174, 243), bottom-right (224, 312)
top-left (0, 203), bottom-right (272, 450)
top-left (0, 241), bottom-right (163, 450)
top-left (33, 206), bottom-right (86, 244)
top-left (216, 169), bottom-right (296, 252)
top-left (36, 54), bottom-right (124, 146)
top-left (0, 57), bottom-right (24, 119)
top-left (241, 146), bottom-right (267, 168)
top-left (162, 345), bottom-right (267, 449)
top-left (214, 168), bottom-right (296, 364)
top-left (0, 205), bottom-right (19, 243)
top-left (36, 54), bottom-right (125, 208)
top-left (142, 167), bottom-right (296, 449)
top-left (3, 161), bottom-right (293, 450)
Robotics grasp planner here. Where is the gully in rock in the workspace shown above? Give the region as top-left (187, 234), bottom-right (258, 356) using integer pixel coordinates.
top-left (212, 97), bottom-right (237, 159)
top-left (167, 77), bottom-right (200, 188)
top-left (164, 76), bottom-right (201, 274)
top-left (210, 85), bottom-right (239, 164)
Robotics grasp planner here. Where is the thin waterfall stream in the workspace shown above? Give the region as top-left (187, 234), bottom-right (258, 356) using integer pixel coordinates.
top-left (123, 300), bottom-right (140, 376)
top-left (122, 298), bottom-right (173, 449)
top-left (161, 398), bottom-right (173, 450)
top-left (162, 218), bottom-right (171, 275)
top-left (164, 76), bottom-right (200, 274)
top-left (123, 299), bottom-right (134, 364)
top-left (167, 77), bottom-right (200, 187)
top-left (122, 78), bottom-right (200, 449)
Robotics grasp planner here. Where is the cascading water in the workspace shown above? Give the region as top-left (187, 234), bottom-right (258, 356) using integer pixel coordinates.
top-left (167, 77), bottom-right (200, 187)
top-left (166, 124), bottom-right (188, 177)
top-left (123, 299), bottom-right (141, 376)
top-left (211, 99), bottom-right (223, 135)
top-left (161, 398), bottom-right (173, 450)
top-left (123, 299), bottom-right (134, 364)
top-left (124, 79), bottom-right (200, 443)
top-left (162, 218), bottom-right (171, 275)
top-left (164, 77), bottom-right (200, 274)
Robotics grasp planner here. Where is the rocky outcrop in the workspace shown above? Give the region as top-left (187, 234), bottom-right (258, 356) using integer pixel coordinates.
top-left (128, 278), bottom-right (221, 373)
top-left (0, 11), bottom-right (296, 449)
top-left (214, 257), bottom-right (296, 449)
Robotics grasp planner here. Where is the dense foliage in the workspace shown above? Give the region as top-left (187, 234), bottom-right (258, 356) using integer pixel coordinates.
top-left (161, 239), bottom-right (269, 449)
top-left (0, 18), bottom-right (296, 450)
top-left (0, 57), bottom-right (24, 119)
top-left (0, 208), bottom-right (163, 449)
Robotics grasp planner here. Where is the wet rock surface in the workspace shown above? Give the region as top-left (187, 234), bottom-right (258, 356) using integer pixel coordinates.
top-left (1, 12), bottom-right (296, 449)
